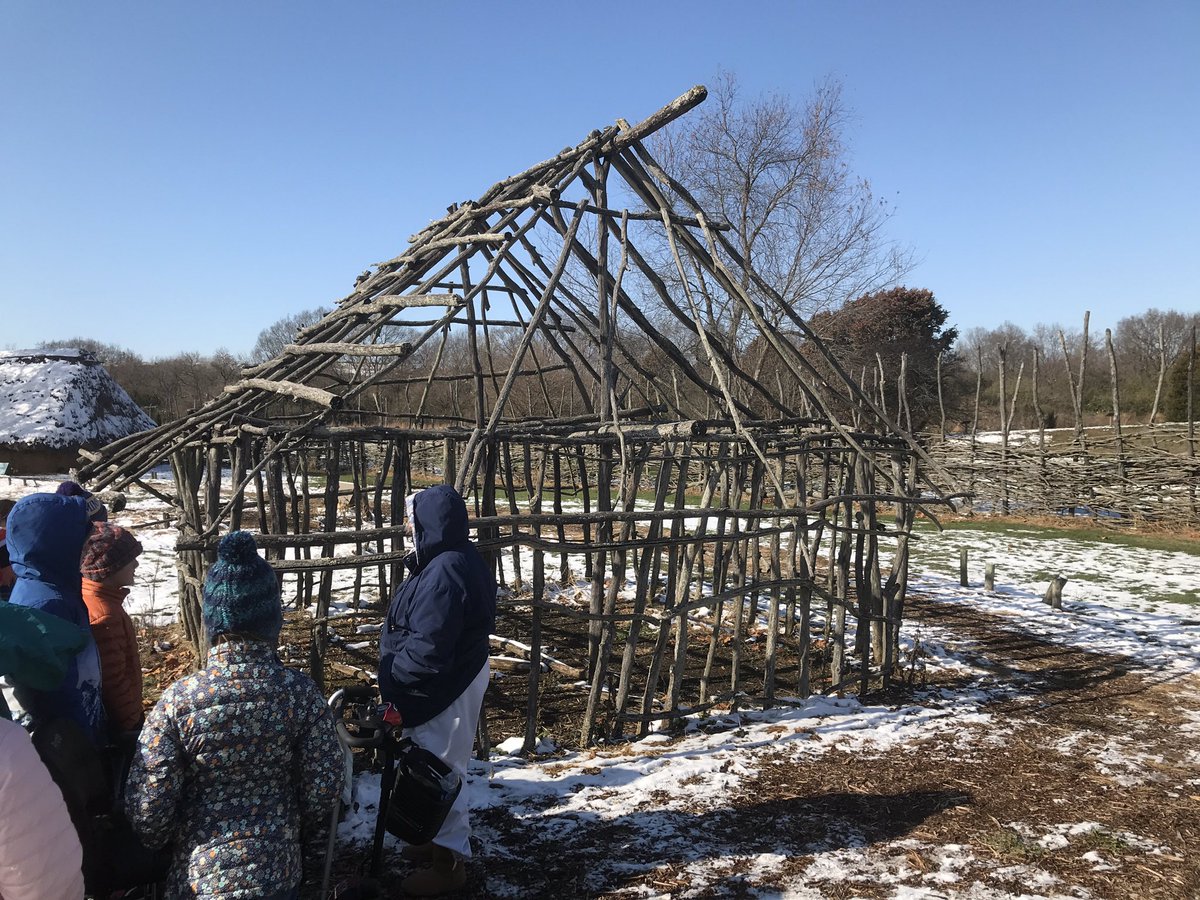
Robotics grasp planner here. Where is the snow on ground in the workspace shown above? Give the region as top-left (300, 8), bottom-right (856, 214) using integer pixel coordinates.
top-left (908, 525), bottom-right (1200, 678)
top-left (3, 474), bottom-right (1198, 898)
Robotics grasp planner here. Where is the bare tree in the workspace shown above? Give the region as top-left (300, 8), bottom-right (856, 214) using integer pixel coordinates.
top-left (652, 71), bottom-right (913, 342)
top-left (1115, 308), bottom-right (1198, 413)
top-left (1116, 308), bottom-right (1195, 375)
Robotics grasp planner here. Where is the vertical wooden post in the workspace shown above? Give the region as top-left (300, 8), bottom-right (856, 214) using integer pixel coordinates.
top-left (613, 444), bottom-right (673, 732)
top-left (830, 455), bottom-right (854, 694)
top-left (959, 548), bottom-right (969, 587)
top-left (997, 345), bottom-right (1010, 515)
top-left (500, 442), bottom-right (523, 589)
top-left (587, 440), bottom-right (613, 679)
top-left (727, 460), bottom-right (750, 700)
top-left (581, 452), bottom-right (643, 746)
top-left (641, 441), bottom-right (692, 729)
top-left (552, 449), bottom-right (569, 583)
top-left (282, 451), bottom-right (305, 607)
top-left (1043, 575), bottom-right (1068, 610)
top-left (984, 563), bottom-right (995, 592)
top-left (203, 445), bottom-right (221, 540)
top-left (523, 545), bottom-right (545, 754)
top-left (311, 441), bottom-right (340, 695)
top-left (252, 439), bottom-right (269, 535)
top-left (298, 448), bottom-right (314, 609)
top-left (699, 459), bottom-right (734, 703)
top-left (666, 452), bottom-right (717, 713)
top-left (1187, 325), bottom-right (1196, 459)
top-left (228, 432), bottom-right (249, 533)
top-left (1105, 328), bottom-right (1126, 488)
top-left (762, 504), bottom-right (783, 706)
top-left (349, 444), bottom-right (365, 609)
top-left (1032, 348), bottom-right (1046, 450)
top-left (442, 437), bottom-right (456, 487)
top-left (389, 440), bottom-right (409, 602)
top-left (171, 447), bottom-right (209, 661)
top-left (936, 350), bottom-right (946, 441)
top-left (373, 442), bottom-right (394, 603)
top-left (969, 346), bottom-right (982, 506)
top-left (1188, 326), bottom-right (1197, 521)
top-left (744, 461), bottom-right (765, 628)
top-left (1148, 322), bottom-right (1166, 435)
top-left (1060, 311), bottom-right (1090, 449)
top-left (481, 439), bottom-right (500, 583)
top-left (569, 447), bottom-right (593, 580)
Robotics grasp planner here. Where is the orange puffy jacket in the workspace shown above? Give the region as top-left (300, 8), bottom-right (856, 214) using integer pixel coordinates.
top-left (80, 580), bottom-right (144, 732)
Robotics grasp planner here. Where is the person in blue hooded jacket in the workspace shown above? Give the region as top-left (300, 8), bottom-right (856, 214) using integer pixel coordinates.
top-left (379, 484), bottom-right (496, 896)
top-left (5, 492), bottom-right (106, 745)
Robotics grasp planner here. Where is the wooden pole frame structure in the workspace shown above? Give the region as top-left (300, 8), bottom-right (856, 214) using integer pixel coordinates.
top-left (77, 86), bottom-right (944, 745)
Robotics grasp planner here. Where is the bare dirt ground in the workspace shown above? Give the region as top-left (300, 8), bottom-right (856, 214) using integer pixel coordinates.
top-left (144, 591), bottom-right (1200, 899)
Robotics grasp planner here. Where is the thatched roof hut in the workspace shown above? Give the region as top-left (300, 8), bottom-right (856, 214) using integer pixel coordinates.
top-left (0, 348), bottom-right (155, 474)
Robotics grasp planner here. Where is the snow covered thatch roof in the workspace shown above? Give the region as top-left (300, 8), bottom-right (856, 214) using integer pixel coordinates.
top-left (0, 348), bottom-right (155, 451)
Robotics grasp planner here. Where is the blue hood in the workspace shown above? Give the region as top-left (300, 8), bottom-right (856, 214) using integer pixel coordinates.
top-left (411, 485), bottom-right (469, 569)
top-left (5, 493), bottom-right (105, 743)
top-left (7, 494), bottom-right (90, 590)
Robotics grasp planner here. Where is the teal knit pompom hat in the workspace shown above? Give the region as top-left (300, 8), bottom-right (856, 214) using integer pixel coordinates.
top-left (202, 531), bottom-right (282, 643)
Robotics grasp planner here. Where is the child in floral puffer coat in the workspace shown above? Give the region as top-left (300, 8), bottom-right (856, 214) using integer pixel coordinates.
top-left (125, 531), bottom-right (342, 900)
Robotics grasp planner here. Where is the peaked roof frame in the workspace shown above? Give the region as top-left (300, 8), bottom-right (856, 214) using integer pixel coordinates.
top-left (79, 86), bottom-right (945, 507)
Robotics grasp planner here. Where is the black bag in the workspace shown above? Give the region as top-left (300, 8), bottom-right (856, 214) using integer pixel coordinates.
top-left (384, 739), bottom-right (462, 845)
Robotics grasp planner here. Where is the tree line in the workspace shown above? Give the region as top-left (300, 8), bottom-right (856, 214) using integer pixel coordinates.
top-left (956, 308), bottom-right (1198, 434)
top-left (38, 297), bottom-right (1195, 436)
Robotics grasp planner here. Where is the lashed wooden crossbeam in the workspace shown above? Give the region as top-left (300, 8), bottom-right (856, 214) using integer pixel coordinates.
top-left (281, 342), bottom-right (415, 358)
top-left (224, 378), bottom-right (343, 410)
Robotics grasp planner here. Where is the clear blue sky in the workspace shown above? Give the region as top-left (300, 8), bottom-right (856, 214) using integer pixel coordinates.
top-left (2, 1), bottom-right (1196, 359)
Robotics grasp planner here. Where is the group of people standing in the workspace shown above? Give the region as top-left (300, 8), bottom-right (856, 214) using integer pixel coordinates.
top-left (0, 481), bottom-right (497, 900)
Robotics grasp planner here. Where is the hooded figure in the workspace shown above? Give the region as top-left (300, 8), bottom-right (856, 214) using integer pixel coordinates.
top-left (5, 492), bottom-right (106, 744)
top-left (379, 485), bottom-right (496, 894)
top-left (0, 524), bottom-right (15, 601)
top-left (125, 531), bottom-right (342, 900)
top-left (380, 485), bottom-right (496, 727)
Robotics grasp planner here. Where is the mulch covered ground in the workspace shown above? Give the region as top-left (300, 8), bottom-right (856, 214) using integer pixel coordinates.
top-left (140, 591), bottom-right (1200, 899)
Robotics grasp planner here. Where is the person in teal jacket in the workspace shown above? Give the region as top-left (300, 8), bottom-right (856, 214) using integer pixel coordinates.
top-left (0, 601), bottom-right (89, 722)
top-left (5, 492), bottom-right (105, 743)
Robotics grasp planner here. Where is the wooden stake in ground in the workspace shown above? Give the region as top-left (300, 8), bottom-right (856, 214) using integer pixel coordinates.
top-left (1042, 575), bottom-right (1068, 610)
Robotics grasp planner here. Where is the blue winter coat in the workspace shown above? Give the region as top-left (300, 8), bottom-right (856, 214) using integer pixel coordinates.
top-left (6, 492), bottom-right (106, 743)
top-left (379, 485), bottom-right (496, 727)
top-left (126, 640), bottom-right (343, 900)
